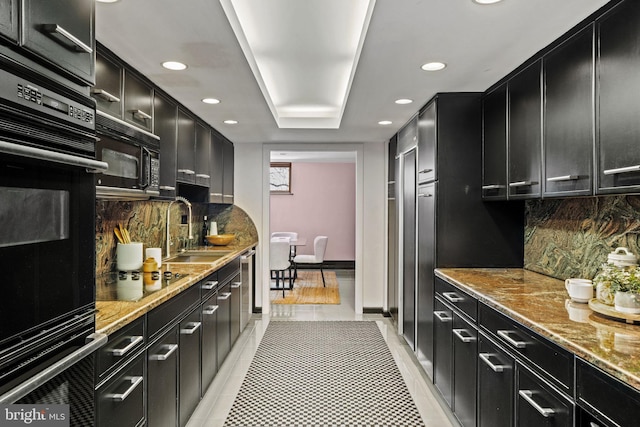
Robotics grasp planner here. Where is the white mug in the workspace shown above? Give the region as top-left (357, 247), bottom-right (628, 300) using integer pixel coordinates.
top-left (565, 278), bottom-right (593, 303)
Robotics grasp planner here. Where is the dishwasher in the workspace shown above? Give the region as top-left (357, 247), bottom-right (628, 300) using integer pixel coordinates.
top-left (240, 248), bottom-right (256, 332)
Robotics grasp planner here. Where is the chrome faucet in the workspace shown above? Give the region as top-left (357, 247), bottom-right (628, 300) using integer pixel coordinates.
top-left (166, 196), bottom-right (193, 259)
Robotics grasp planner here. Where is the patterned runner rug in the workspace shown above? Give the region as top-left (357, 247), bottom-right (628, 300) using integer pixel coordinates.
top-left (271, 270), bottom-right (340, 304)
top-left (223, 321), bottom-right (425, 426)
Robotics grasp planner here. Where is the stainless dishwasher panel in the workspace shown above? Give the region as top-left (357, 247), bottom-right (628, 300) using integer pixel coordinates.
top-left (240, 249), bottom-right (255, 332)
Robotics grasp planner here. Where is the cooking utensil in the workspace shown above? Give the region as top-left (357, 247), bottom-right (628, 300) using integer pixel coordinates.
top-left (114, 227), bottom-right (124, 244)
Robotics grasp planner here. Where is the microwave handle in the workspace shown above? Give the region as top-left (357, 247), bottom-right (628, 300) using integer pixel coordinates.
top-left (140, 146), bottom-right (150, 189)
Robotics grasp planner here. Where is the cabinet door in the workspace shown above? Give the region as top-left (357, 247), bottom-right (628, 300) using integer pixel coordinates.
top-left (222, 138), bottom-right (234, 204)
top-left (516, 364), bottom-right (573, 427)
top-left (154, 93), bottom-right (178, 198)
top-left (433, 298), bottom-right (453, 407)
top-left (179, 308), bottom-right (202, 427)
top-left (397, 114), bottom-right (418, 153)
top-left (402, 149), bottom-right (417, 350)
top-left (543, 25), bottom-right (594, 197)
top-left (209, 132), bottom-right (224, 203)
top-left (483, 85), bottom-right (508, 200)
top-left (230, 276), bottom-right (241, 345)
top-left (123, 71), bottom-right (153, 132)
top-left (201, 293), bottom-right (218, 393)
top-left (597, 0), bottom-right (640, 193)
top-left (93, 51), bottom-right (123, 118)
top-left (0, 0), bottom-right (18, 43)
top-left (195, 122), bottom-right (211, 187)
top-left (96, 354), bottom-right (144, 427)
top-left (147, 327), bottom-right (179, 427)
top-left (416, 182), bottom-right (435, 378)
top-left (217, 283), bottom-right (231, 369)
top-left (478, 334), bottom-right (514, 427)
top-left (177, 109), bottom-right (196, 183)
top-left (387, 135), bottom-right (398, 323)
top-left (508, 60), bottom-right (542, 199)
top-left (418, 101), bottom-right (436, 183)
top-left (453, 312), bottom-right (477, 427)
top-left (22, 0), bottom-right (95, 84)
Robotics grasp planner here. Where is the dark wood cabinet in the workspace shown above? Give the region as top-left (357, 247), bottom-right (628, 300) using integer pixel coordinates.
top-left (387, 135), bottom-right (398, 323)
top-left (201, 290), bottom-right (219, 393)
top-left (397, 114), bottom-right (418, 153)
top-left (543, 25), bottom-right (594, 197)
top-left (209, 131), bottom-right (224, 203)
top-left (222, 138), bottom-right (234, 204)
top-left (179, 308), bottom-right (202, 427)
top-left (216, 282), bottom-right (231, 369)
top-left (508, 60), bottom-right (542, 199)
top-left (597, 0), bottom-right (640, 193)
top-left (433, 298), bottom-right (453, 407)
top-left (0, 0), bottom-right (18, 44)
top-left (123, 70), bottom-right (153, 132)
top-left (478, 333), bottom-right (514, 427)
top-left (21, 0), bottom-right (95, 84)
top-left (147, 327), bottom-right (179, 427)
top-left (93, 51), bottom-right (123, 118)
top-left (416, 182), bottom-right (435, 378)
top-left (452, 312), bottom-right (477, 427)
top-left (516, 364), bottom-right (573, 427)
top-left (402, 148), bottom-right (417, 350)
top-left (482, 85), bottom-right (508, 200)
top-left (230, 275), bottom-right (242, 346)
top-left (95, 353), bottom-right (145, 427)
top-left (177, 109), bottom-right (196, 184)
top-left (195, 122), bottom-right (211, 187)
top-left (154, 92), bottom-right (178, 198)
top-left (418, 101), bottom-right (436, 183)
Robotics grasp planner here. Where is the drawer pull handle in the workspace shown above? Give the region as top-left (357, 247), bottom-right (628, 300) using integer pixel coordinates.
top-left (129, 109), bottom-right (152, 120)
top-left (442, 292), bottom-right (463, 303)
top-left (217, 292), bottom-right (232, 300)
top-left (107, 376), bottom-right (143, 402)
top-left (546, 175), bottom-right (579, 182)
top-left (91, 88), bottom-right (120, 103)
top-left (180, 322), bottom-right (202, 335)
top-left (479, 353), bottom-right (506, 372)
top-left (518, 390), bottom-right (555, 417)
top-left (482, 184), bottom-right (506, 190)
top-left (202, 305), bottom-right (219, 315)
top-left (452, 329), bottom-right (476, 343)
top-left (178, 169), bottom-right (195, 175)
top-left (509, 181), bottom-right (537, 188)
top-left (231, 282), bottom-right (241, 289)
top-left (110, 335), bottom-right (143, 357)
top-left (497, 330), bottom-right (527, 348)
top-left (196, 174), bottom-right (211, 179)
top-left (202, 280), bottom-right (218, 290)
top-left (603, 164), bottom-right (640, 175)
top-left (419, 168), bottom-right (433, 173)
top-left (42, 24), bottom-right (93, 53)
top-left (149, 344), bottom-right (178, 361)
top-left (589, 422), bottom-right (601, 427)
top-left (434, 311), bottom-right (452, 322)
top-left (418, 193), bottom-right (433, 198)
top-left (159, 185), bottom-right (176, 191)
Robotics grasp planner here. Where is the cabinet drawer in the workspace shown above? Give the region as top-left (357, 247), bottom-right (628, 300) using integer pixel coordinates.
top-left (435, 277), bottom-right (477, 321)
top-left (478, 332), bottom-right (515, 427)
top-left (516, 362), bottom-right (573, 427)
top-left (96, 317), bottom-right (145, 383)
top-left (200, 271), bottom-right (219, 300)
top-left (96, 352), bottom-right (144, 427)
top-left (576, 358), bottom-right (640, 427)
top-left (148, 284), bottom-right (200, 339)
top-left (218, 257), bottom-right (240, 285)
top-left (480, 303), bottom-right (573, 395)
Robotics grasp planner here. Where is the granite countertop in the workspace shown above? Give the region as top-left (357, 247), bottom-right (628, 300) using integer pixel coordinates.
top-left (96, 242), bottom-right (257, 335)
top-left (435, 268), bottom-right (640, 392)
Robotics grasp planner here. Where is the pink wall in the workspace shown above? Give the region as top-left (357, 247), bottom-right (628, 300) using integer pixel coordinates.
top-left (270, 162), bottom-right (356, 261)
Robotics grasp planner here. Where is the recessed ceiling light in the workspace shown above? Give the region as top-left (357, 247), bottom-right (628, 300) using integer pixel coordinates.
top-left (161, 61), bottom-right (187, 71)
top-left (224, 120), bottom-right (238, 125)
top-left (473, 0), bottom-right (503, 4)
top-left (421, 62), bottom-right (447, 71)
top-left (96, 0), bottom-right (120, 3)
top-left (202, 98), bottom-right (221, 105)
top-left (378, 120), bottom-right (392, 126)
top-left (395, 99), bottom-right (413, 105)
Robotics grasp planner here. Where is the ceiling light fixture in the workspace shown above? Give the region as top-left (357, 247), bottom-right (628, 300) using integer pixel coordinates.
top-left (202, 98), bottom-right (221, 104)
top-left (378, 120), bottom-right (392, 126)
top-left (161, 61), bottom-right (187, 71)
top-left (473, 0), bottom-right (503, 4)
top-left (421, 62), bottom-right (447, 71)
top-left (96, 0), bottom-right (120, 3)
top-left (224, 120), bottom-right (238, 125)
top-left (395, 99), bottom-right (413, 105)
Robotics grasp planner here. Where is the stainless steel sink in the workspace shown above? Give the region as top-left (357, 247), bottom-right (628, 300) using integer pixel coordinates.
top-left (164, 250), bottom-right (232, 263)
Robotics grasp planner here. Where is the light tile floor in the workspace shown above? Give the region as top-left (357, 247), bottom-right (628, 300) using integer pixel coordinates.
top-left (187, 270), bottom-right (457, 427)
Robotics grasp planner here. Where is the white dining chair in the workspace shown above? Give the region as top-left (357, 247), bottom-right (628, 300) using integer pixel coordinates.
top-left (271, 232), bottom-right (298, 257)
top-left (270, 239), bottom-right (292, 297)
top-left (293, 236), bottom-right (329, 286)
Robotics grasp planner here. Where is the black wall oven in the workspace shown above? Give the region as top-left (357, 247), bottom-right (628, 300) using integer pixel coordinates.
top-left (0, 61), bottom-right (107, 425)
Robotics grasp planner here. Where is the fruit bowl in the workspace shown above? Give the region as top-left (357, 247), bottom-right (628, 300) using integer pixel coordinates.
top-left (206, 234), bottom-right (235, 246)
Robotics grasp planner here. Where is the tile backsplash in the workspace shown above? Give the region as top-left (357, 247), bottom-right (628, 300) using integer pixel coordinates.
top-left (524, 195), bottom-right (640, 280)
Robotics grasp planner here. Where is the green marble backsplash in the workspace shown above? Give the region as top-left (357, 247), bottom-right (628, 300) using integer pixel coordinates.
top-left (524, 195), bottom-right (640, 280)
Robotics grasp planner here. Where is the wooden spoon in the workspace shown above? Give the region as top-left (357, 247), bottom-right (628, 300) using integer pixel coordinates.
top-left (114, 227), bottom-right (124, 244)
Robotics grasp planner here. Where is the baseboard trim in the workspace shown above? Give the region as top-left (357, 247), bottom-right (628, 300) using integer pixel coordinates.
top-left (294, 260), bottom-right (355, 270)
top-left (363, 307), bottom-right (383, 314)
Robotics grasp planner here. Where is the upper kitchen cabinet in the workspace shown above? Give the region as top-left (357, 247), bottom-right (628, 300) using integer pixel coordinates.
top-left (418, 101), bottom-right (436, 184)
top-left (397, 114), bottom-right (418, 154)
top-left (177, 109), bottom-right (196, 184)
top-left (123, 70), bottom-right (153, 132)
top-left (209, 131), bottom-right (224, 203)
top-left (543, 25), bottom-right (594, 198)
top-left (508, 60), bottom-right (542, 199)
top-left (0, 0), bottom-right (18, 44)
top-left (21, 0), bottom-right (95, 85)
top-left (93, 50), bottom-right (123, 118)
top-left (195, 121), bottom-right (211, 187)
top-left (597, 0), bottom-right (640, 194)
top-left (222, 138), bottom-right (234, 204)
top-left (482, 84), bottom-right (508, 200)
top-left (154, 92), bottom-right (178, 198)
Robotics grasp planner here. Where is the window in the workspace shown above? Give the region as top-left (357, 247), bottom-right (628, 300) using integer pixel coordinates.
top-left (270, 162), bottom-right (291, 194)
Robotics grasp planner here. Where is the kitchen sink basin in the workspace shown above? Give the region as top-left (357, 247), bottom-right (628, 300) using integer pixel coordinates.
top-left (164, 250), bottom-right (232, 263)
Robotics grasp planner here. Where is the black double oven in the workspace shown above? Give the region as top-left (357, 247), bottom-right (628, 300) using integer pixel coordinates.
top-left (0, 55), bottom-right (107, 423)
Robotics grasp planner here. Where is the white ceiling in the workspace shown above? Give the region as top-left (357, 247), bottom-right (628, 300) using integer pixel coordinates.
top-left (96, 0), bottom-right (611, 145)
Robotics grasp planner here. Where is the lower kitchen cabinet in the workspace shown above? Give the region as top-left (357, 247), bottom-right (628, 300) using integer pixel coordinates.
top-left (516, 363), bottom-right (573, 427)
top-left (433, 299), bottom-right (453, 407)
top-left (452, 312), bottom-right (477, 427)
top-left (217, 282), bottom-right (232, 369)
top-left (201, 290), bottom-right (219, 394)
top-left (179, 307), bottom-right (202, 427)
top-left (147, 327), bottom-right (179, 427)
top-left (230, 275), bottom-right (241, 346)
top-left (478, 333), bottom-right (514, 427)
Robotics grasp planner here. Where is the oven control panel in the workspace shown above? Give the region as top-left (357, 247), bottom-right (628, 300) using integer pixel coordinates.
top-left (17, 83), bottom-right (94, 126)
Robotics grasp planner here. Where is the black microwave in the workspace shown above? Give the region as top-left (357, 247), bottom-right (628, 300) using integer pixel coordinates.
top-left (95, 110), bottom-right (160, 199)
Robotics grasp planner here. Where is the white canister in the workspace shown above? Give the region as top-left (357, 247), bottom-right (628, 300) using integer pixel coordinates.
top-left (116, 242), bottom-right (144, 271)
top-left (607, 247), bottom-right (638, 267)
top-left (145, 247), bottom-right (163, 267)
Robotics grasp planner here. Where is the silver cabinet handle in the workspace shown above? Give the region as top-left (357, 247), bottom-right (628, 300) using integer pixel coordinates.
top-left (178, 169), bottom-right (195, 175)
top-left (442, 292), bottom-right (463, 303)
top-left (110, 335), bottom-right (143, 357)
top-left (203, 305), bottom-right (219, 315)
top-left (419, 168), bottom-right (433, 173)
top-left (231, 282), bottom-right (241, 289)
top-left (210, 192), bottom-right (223, 196)
top-left (497, 330), bottom-right (527, 348)
top-left (418, 193), bottom-right (433, 198)
top-left (482, 184), bottom-right (506, 190)
top-left (129, 109), bottom-right (152, 120)
top-left (509, 181), bottom-right (536, 187)
top-left (479, 353), bottom-right (506, 372)
top-left (241, 250), bottom-right (256, 260)
top-left (42, 24), bottom-right (92, 53)
top-left (91, 88), bottom-right (121, 103)
top-left (196, 174), bottom-right (211, 179)
top-left (217, 292), bottom-right (232, 300)
top-left (149, 344), bottom-right (178, 361)
top-left (518, 390), bottom-right (555, 417)
top-left (589, 422), bottom-right (601, 427)
top-left (434, 311), bottom-right (452, 322)
top-left (0, 140), bottom-right (107, 173)
top-left (546, 175), bottom-right (579, 182)
top-left (160, 185), bottom-right (176, 191)
top-left (452, 329), bottom-right (476, 343)
top-left (180, 322), bottom-right (202, 335)
top-left (202, 280), bottom-right (218, 290)
top-left (107, 376), bottom-right (143, 402)
top-left (603, 164), bottom-right (640, 175)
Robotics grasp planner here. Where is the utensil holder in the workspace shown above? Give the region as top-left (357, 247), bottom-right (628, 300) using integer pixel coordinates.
top-left (116, 242), bottom-right (143, 271)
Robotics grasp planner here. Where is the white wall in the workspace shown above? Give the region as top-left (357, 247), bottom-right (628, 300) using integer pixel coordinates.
top-left (234, 141), bottom-right (386, 312)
